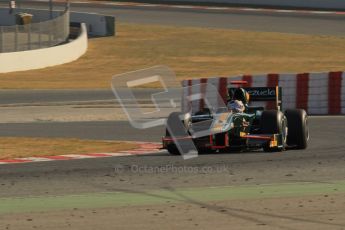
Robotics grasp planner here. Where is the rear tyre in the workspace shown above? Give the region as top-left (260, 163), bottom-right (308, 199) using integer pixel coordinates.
top-left (260, 110), bottom-right (287, 152)
top-left (285, 109), bottom-right (309, 149)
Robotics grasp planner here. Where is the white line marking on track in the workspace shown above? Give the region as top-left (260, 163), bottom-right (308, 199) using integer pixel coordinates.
top-left (103, 152), bottom-right (133, 156)
top-left (59, 154), bottom-right (96, 159)
top-left (275, 10), bottom-right (294, 13)
top-left (17, 157), bottom-right (53, 162)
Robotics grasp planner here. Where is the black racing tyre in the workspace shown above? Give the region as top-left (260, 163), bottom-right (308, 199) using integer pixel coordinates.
top-left (285, 109), bottom-right (309, 149)
top-left (165, 129), bottom-right (180, 155)
top-left (260, 110), bottom-right (287, 152)
top-left (165, 112), bottom-right (185, 155)
top-left (165, 128), bottom-right (182, 155)
top-left (166, 143), bottom-right (180, 155)
top-left (166, 112), bottom-right (185, 138)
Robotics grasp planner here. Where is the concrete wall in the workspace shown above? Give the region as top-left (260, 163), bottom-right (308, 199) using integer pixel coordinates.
top-left (70, 12), bottom-right (115, 37)
top-left (0, 23), bottom-right (88, 73)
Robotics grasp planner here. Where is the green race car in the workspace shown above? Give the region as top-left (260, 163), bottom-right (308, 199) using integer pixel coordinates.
top-left (162, 82), bottom-right (309, 155)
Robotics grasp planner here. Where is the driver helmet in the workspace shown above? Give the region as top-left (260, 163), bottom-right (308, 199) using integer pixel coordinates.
top-left (228, 100), bottom-right (245, 113)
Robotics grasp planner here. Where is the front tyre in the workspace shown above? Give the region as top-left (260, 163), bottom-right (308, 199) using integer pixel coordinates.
top-left (165, 112), bottom-right (183, 155)
top-left (165, 112), bottom-right (188, 156)
top-left (260, 110), bottom-right (287, 152)
top-left (166, 142), bottom-right (180, 155)
top-left (285, 109), bottom-right (309, 149)
top-left (165, 128), bottom-right (182, 155)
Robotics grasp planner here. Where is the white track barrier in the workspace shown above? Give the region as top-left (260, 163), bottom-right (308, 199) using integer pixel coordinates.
top-left (0, 23), bottom-right (87, 73)
top-left (182, 71), bottom-right (345, 115)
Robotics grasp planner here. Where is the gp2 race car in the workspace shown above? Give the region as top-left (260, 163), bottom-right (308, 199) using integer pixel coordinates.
top-left (162, 82), bottom-right (309, 155)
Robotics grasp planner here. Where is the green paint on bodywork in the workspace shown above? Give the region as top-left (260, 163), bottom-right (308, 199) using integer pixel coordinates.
top-left (0, 181), bottom-right (344, 214)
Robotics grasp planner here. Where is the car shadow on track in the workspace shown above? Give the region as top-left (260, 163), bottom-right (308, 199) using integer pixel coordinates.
top-left (140, 149), bottom-right (267, 158)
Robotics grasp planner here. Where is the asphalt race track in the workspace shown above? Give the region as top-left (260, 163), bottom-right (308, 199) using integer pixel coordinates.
top-left (0, 2), bottom-right (343, 143)
top-left (8, 1), bottom-right (345, 35)
top-left (0, 116), bottom-right (344, 197)
top-left (0, 116), bottom-right (342, 142)
top-left (77, 5), bottom-right (345, 36)
top-left (0, 89), bottom-right (114, 105)
top-left (0, 0), bottom-right (344, 182)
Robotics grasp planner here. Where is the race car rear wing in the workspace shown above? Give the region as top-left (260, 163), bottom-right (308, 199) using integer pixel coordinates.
top-left (228, 86), bottom-right (283, 110)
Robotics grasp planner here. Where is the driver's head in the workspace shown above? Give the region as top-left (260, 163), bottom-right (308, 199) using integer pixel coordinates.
top-left (228, 100), bottom-right (245, 113)
top-left (232, 88), bottom-right (250, 105)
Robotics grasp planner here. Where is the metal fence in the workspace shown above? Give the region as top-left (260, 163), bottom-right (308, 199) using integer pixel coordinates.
top-left (0, 4), bottom-right (70, 53)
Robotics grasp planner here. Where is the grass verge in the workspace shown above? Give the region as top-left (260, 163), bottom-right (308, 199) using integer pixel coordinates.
top-left (1, 23), bottom-right (345, 89)
top-left (0, 137), bottom-right (138, 160)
